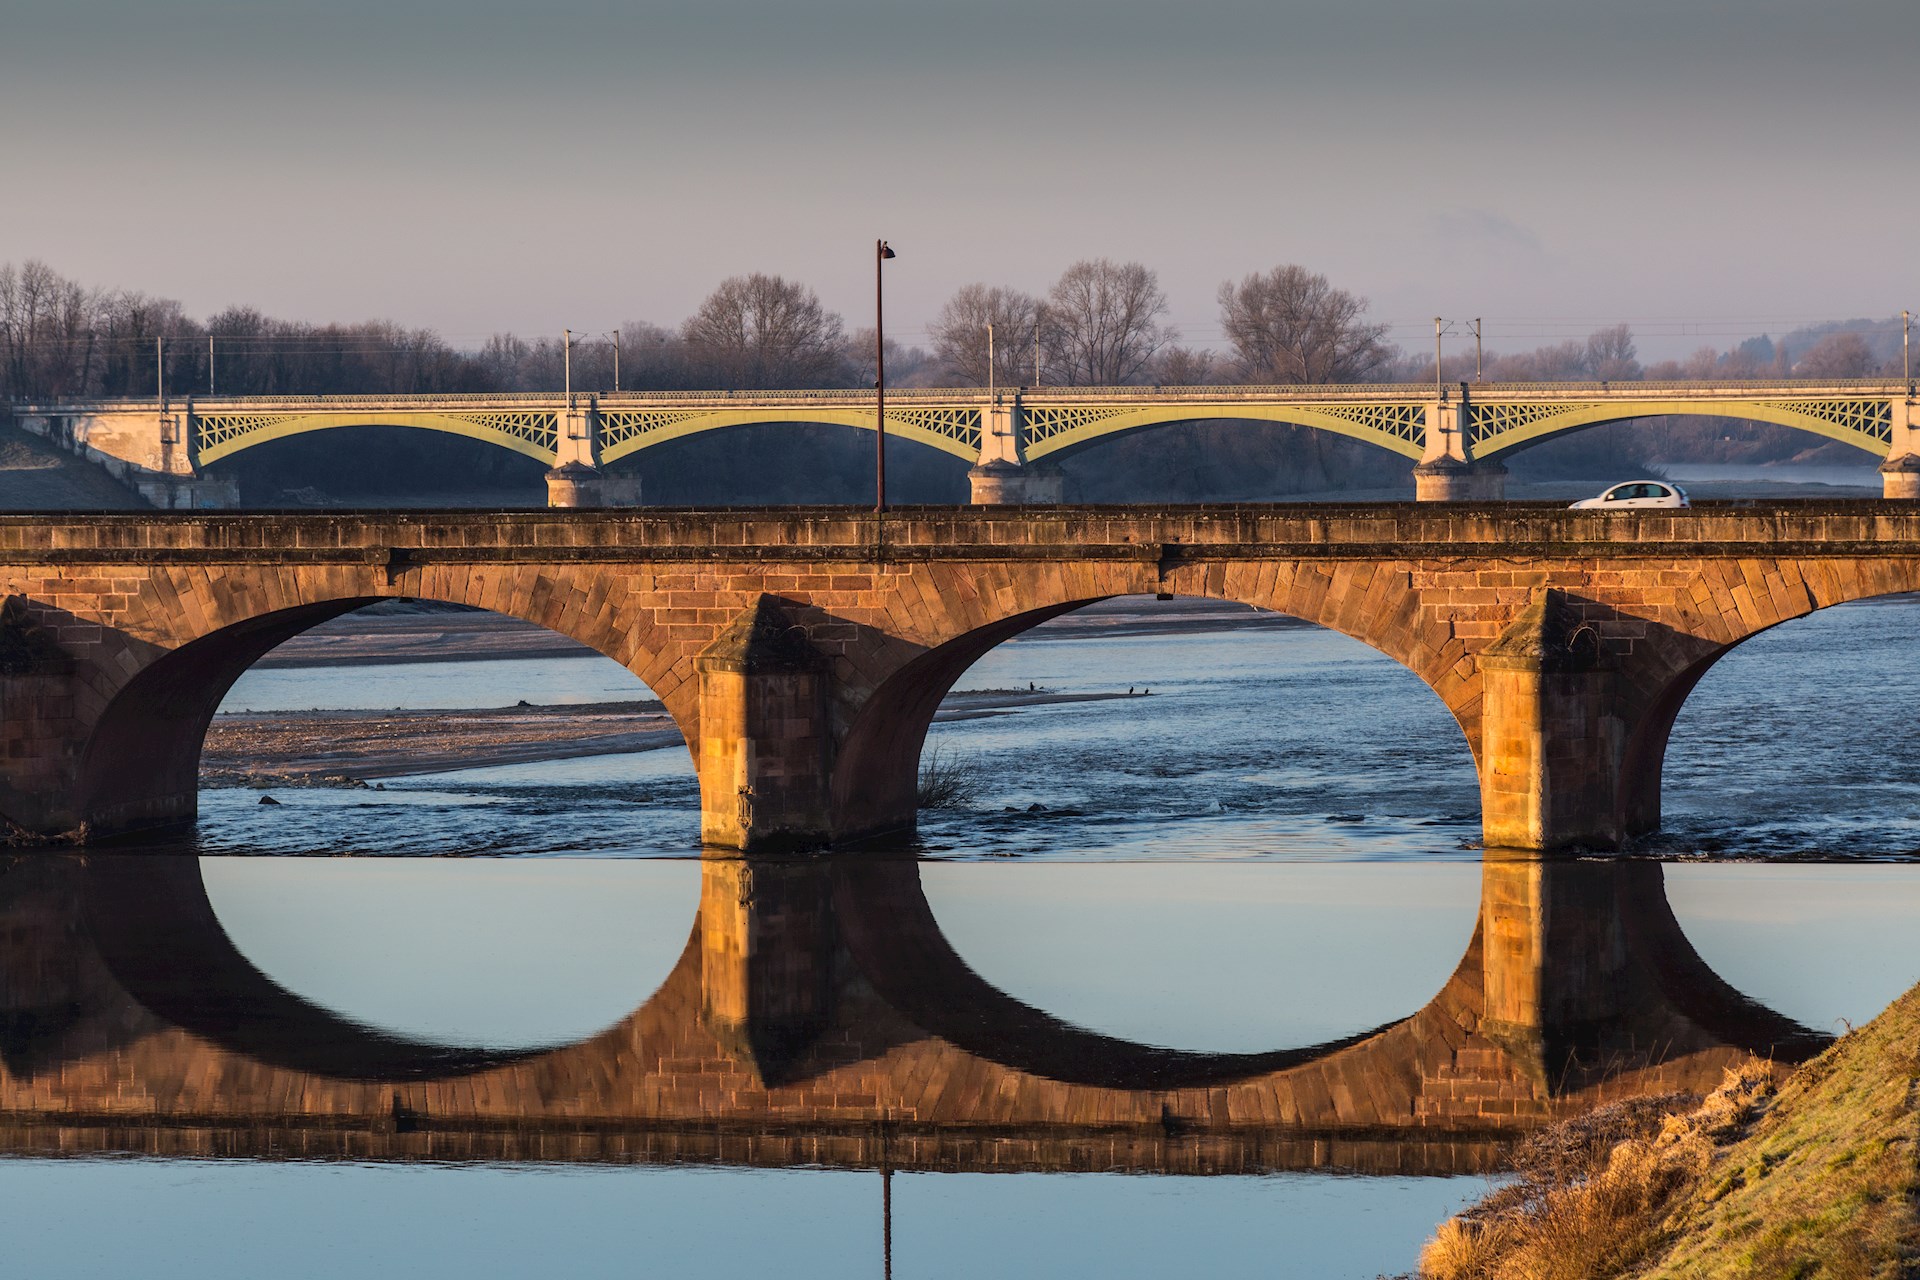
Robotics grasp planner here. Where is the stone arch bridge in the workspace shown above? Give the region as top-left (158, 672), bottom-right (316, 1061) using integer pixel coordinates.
top-left (14, 379), bottom-right (1918, 507)
top-left (0, 851), bottom-right (1820, 1174)
top-left (4, 504), bottom-right (1919, 852)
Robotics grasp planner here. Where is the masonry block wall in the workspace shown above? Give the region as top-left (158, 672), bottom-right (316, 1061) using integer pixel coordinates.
top-left (3, 507), bottom-right (1920, 850)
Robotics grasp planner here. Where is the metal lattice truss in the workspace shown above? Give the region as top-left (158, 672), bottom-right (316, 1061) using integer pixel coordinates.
top-left (84, 383), bottom-right (1908, 471)
top-left (1470, 402), bottom-right (1601, 454)
top-left (190, 407), bottom-right (561, 466)
top-left (1022, 406), bottom-right (1135, 445)
top-left (599, 410), bottom-right (712, 454)
top-left (440, 410), bottom-right (559, 454)
top-left (192, 413), bottom-right (303, 453)
top-left (885, 406), bottom-right (982, 452)
top-left (1312, 402), bottom-right (1426, 447)
top-left (1775, 399), bottom-right (1892, 445)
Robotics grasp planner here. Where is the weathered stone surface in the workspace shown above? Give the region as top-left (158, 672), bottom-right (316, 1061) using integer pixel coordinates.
top-left (4, 505), bottom-right (1919, 848)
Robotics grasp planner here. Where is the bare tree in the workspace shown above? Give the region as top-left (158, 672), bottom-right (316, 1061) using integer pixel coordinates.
top-left (1043, 259), bottom-right (1174, 386)
top-left (1217, 265), bottom-right (1390, 385)
top-left (681, 273), bottom-right (849, 389)
top-left (1796, 331), bottom-right (1879, 379)
top-left (847, 329), bottom-right (934, 389)
top-left (927, 284), bottom-right (1041, 386)
top-left (1151, 345), bottom-right (1223, 386)
top-left (0, 260), bottom-right (104, 399)
top-left (1584, 324), bottom-right (1641, 381)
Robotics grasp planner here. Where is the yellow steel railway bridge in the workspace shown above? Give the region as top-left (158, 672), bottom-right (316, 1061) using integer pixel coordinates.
top-left (14, 379), bottom-right (1917, 507)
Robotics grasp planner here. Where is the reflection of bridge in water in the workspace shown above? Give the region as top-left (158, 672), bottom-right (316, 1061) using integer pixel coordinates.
top-left (0, 853), bottom-right (1821, 1176)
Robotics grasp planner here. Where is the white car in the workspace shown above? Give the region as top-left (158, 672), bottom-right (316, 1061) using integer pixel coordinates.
top-left (1569, 480), bottom-right (1689, 510)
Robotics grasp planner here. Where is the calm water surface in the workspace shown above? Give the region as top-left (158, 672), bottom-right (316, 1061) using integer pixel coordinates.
top-left (25, 577), bottom-right (1920, 1279)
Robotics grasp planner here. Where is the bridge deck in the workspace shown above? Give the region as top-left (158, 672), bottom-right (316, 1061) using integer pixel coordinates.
top-left (5, 503), bottom-right (1920, 564)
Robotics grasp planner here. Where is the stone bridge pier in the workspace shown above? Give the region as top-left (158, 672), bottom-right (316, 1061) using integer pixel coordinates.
top-left (2, 508), bottom-right (1919, 853)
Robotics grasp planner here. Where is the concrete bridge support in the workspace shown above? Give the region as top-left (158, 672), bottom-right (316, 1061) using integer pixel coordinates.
top-left (1880, 398), bottom-right (1920, 499)
top-left (968, 459), bottom-right (1065, 504)
top-left (1412, 458), bottom-right (1507, 502)
top-left (14, 406), bottom-right (237, 509)
top-left (1411, 390), bottom-right (1508, 502)
top-left (967, 394), bottom-right (1066, 504)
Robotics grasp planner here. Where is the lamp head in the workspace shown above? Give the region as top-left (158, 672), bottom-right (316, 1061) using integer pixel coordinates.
top-left (879, 241), bottom-right (896, 260)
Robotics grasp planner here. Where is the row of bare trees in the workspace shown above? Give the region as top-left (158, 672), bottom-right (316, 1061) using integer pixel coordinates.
top-left (3, 255), bottom-right (1907, 405)
top-left (0, 256), bottom-right (1432, 401)
top-left (926, 261), bottom-right (1392, 387)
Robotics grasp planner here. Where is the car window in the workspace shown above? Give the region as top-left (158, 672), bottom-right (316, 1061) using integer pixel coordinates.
top-left (1603, 485), bottom-right (1628, 501)
top-left (1647, 484), bottom-right (1670, 498)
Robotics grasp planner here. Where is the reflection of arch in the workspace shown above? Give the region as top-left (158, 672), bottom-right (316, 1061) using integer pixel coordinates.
top-left (831, 857), bottom-right (1396, 1089)
top-left (829, 592), bottom-right (1477, 841)
top-left (81, 856), bottom-right (540, 1078)
top-left (0, 850), bottom-right (1827, 1173)
top-left (75, 592), bottom-right (689, 837)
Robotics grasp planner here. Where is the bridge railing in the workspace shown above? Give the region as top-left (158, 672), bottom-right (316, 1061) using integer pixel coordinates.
top-left (17, 378), bottom-right (1909, 413)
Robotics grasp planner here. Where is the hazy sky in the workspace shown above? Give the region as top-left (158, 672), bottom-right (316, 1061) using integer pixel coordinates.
top-left (3, 0), bottom-right (1913, 358)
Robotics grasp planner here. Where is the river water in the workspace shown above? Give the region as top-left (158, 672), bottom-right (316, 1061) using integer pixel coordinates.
top-left (15, 558), bottom-right (1920, 1278)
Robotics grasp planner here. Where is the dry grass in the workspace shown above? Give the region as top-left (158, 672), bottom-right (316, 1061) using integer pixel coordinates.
top-left (1420, 1065), bottom-right (1775, 1280)
top-left (1421, 979), bottom-right (1920, 1280)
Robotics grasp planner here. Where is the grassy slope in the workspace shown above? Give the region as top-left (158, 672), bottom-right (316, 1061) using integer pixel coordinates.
top-left (1420, 986), bottom-right (1919, 1280)
top-left (1652, 986), bottom-right (1919, 1278)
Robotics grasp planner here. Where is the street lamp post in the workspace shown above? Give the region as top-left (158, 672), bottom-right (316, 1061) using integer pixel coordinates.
top-left (1432, 317), bottom-right (1443, 396)
top-left (563, 328), bottom-right (573, 406)
top-left (611, 329), bottom-right (621, 393)
top-left (1904, 309), bottom-right (1911, 391)
top-left (875, 239), bottom-right (895, 513)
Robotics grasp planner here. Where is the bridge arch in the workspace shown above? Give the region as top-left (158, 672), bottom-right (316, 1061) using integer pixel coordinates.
top-left (193, 407), bottom-right (566, 467)
top-left (191, 403), bottom-right (991, 474)
top-left (1469, 397), bottom-right (1892, 461)
top-left (1016, 403), bottom-right (1427, 464)
top-left (1619, 572), bottom-right (1920, 848)
top-left (827, 565), bottom-right (1479, 842)
top-left (596, 405), bottom-right (981, 465)
top-left (70, 572), bottom-right (703, 838)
